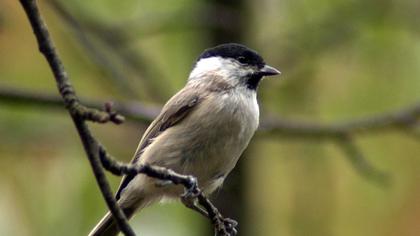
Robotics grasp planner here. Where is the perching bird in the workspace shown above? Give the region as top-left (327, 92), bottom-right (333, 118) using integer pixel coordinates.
top-left (89, 43), bottom-right (280, 236)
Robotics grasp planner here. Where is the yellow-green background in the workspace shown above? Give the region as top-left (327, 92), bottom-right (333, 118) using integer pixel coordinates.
top-left (0, 0), bottom-right (419, 235)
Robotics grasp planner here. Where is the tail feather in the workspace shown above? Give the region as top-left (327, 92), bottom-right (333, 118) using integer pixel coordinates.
top-left (88, 208), bottom-right (136, 236)
top-left (89, 177), bottom-right (155, 235)
top-left (88, 211), bottom-right (119, 236)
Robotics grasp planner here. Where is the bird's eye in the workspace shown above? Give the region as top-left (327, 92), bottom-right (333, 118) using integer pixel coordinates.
top-left (237, 56), bottom-right (247, 64)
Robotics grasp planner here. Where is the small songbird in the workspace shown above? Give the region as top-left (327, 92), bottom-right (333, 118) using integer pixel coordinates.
top-left (89, 43), bottom-right (280, 236)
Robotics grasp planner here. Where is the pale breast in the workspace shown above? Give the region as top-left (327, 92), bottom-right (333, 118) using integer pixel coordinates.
top-left (143, 89), bottom-right (257, 189)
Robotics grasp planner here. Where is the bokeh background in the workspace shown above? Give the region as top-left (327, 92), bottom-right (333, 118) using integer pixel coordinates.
top-left (1, 0), bottom-right (419, 235)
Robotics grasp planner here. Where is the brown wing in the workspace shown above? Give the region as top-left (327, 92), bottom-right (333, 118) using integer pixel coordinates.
top-left (115, 89), bottom-right (202, 199)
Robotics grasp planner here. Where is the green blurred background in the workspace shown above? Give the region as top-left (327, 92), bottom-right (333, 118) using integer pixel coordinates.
top-left (1, 0), bottom-right (419, 235)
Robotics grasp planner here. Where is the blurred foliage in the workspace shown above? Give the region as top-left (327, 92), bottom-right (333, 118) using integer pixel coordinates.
top-left (0, 0), bottom-right (419, 235)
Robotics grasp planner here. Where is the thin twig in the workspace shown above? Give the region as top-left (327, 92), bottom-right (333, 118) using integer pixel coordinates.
top-left (47, 0), bottom-right (168, 102)
top-left (1, 86), bottom-right (418, 137)
top-left (19, 0), bottom-right (134, 235)
top-left (335, 135), bottom-right (390, 185)
top-left (0, 86), bottom-right (158, 123)
top-left (259, 104), bottom-right (420, 137)
top-left (47, 0), bottom-right (141, 98)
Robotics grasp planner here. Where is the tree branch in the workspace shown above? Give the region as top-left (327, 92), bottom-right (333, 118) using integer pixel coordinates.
top-left (47, 0), bottom-right (168, 102)
top-left (1, 86), bottom-right (418, 137)
top-left (46, 0), bottom-right (142, 99)
top-left (335, 135), bottom-right (389, 185)
top-left (19, 0), bottom-right (135, 235)
top-left (259, 104), bottom-right (420, 138)
top-left (0, 86), bottom-right (158, 123)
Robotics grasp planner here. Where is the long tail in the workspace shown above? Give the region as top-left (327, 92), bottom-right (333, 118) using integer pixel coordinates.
top-left (89, 176), bottom-right (157, 235)
top-left (88, 207), bottom-right (136, 236)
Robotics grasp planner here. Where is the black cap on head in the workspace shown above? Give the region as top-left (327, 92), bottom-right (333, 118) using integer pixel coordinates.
top-left (198, 43), bottom-right (265, 68)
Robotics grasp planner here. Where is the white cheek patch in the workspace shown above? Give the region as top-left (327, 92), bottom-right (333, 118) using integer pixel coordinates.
top-left (189, 57), bottom-right (247, 79)
top-left (189, 57), bottom-right (224, 79)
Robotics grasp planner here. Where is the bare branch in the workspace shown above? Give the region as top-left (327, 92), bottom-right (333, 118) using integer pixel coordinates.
top-left (259, 104), bottom-right (420, 138)
top-left (335, 135), bottom-right (390, 186)
top-left (0, 86), bottom-right (158, 123)
top-left (2, 86), bottom-right (418, 137)
top-left (46, 0), bottom-right (141, 98)
top-left (19, 0), bottom-right (135, 235)
top-left (47, 0), bottom-right (168, 102)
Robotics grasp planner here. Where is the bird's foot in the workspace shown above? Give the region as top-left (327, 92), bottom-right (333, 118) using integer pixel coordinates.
top-left (214, 216), bottom-right (238, 236)
top-left (222, 218), bottom-right (238, 235)
top-left (181, 193), bottom-right (209, 217)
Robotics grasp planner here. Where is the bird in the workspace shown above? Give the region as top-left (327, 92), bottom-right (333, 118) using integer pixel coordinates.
top-left (89, 43), bottom-right (280, 236)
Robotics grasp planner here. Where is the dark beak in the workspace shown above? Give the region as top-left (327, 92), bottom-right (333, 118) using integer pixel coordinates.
top-left (259, 65), bottom-right (281, 76)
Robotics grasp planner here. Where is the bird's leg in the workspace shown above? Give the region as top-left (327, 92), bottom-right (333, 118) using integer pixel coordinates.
top-left (180, 177), bottom-right (238, 235)
top-left (181, 193), bottom-right (209, 217)
top-left (181, 193), bottom-right (238, 236)
top-left (180, 175), bottom-right (210, 217)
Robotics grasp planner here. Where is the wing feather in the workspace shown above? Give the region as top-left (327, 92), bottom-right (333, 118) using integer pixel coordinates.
top-left (115, 89), bottom-right (201, 199)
